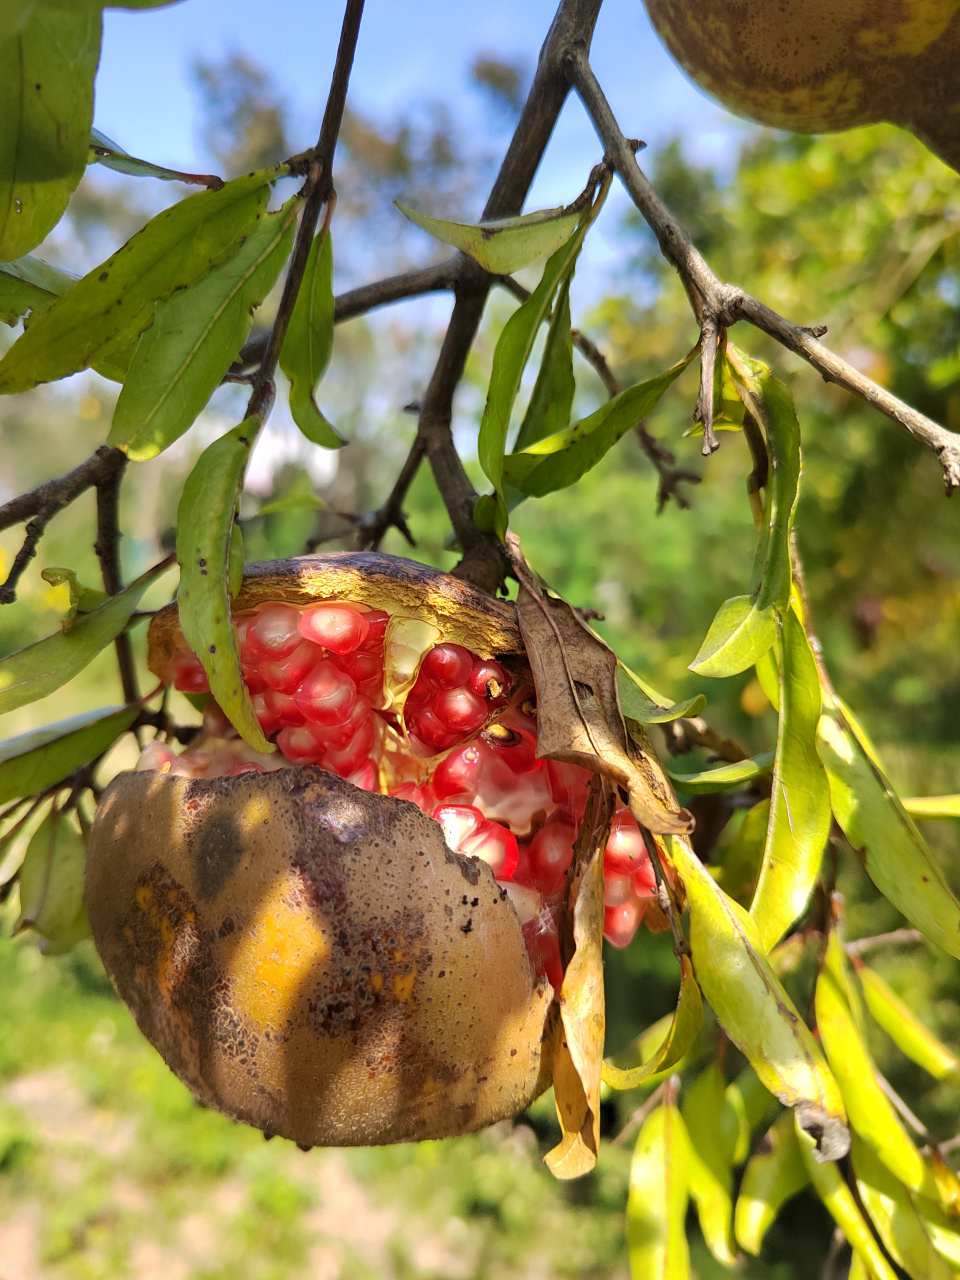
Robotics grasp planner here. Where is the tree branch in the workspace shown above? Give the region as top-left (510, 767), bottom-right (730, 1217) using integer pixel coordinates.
top-left (568, 50), bottom-right (960, 495)
top-left (93, 454), bottom-right (139, 706)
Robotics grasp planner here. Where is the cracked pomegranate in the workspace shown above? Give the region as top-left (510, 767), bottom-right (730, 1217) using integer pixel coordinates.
top-left (87, 554), bottom-right (658, 1147)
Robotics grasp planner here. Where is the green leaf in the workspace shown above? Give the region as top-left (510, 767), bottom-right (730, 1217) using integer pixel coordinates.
top-left (88, 127), bottom-right (223, 188)
top-left (603, 954), bottom-right (702, 1090)
top-left (40, 566), bottom-right (107, 623)
top-left (176, 418), bottom-right (271, 753)
top-left (853, 958), bottom-right (960, 1084)
top-left (815, 932), bottom-right (946, 1201)
top-left (15, 808), bottom-right (86, 946)
top-left (503, 351), bottom-right (696, 499)
top-left (513, 275), bottom-right (575, 452)
top-left (228, 520), bottom-right (244, 600)
top-left (626, 1099), bottom-right (692, 1280)
top-left (735, 1111), bottom-right (809, 1256)
top-left (713, 798), bottom-right (770, 905)
top-left (279, 226), bottom-right (345, 449)
top-left (691, 357), bottom-right (801, 678)
top-left (682, 1064), bottom-right (737, 1265)
top-left (851, 1135), bottom-right (954, 1280)
top-left (0, 253), bottom-right (75, 325)
top-left (666, 833), bottom-right (850, 1160)
top-left (0, 562), bottom-right (165, 716)
top-left (817, 698), bottom-right (960, 960)
top-left (0, 5), bottom-right (101, 260)
top-left (0, 705), bottom-right (138, 805)
top-left (617, 662), bottom-right (705, 725)
top-left (749, 606), bottom-right (831, 950)
top-left (110, 197), bottom-right (298, 460)
top-left (755, 643), bottom-right (780, 710)
top-left (394, 199), bottom-right (580, 275)
top-left (0, 167), bottom-right (279, 392)
top-left (796, 1122), bottom-right (898, 1280)
top-left (723, 1065), bottom-right (779, 1166)
top-left (666, 750), bottom-right (775, 795)
top-left (688, 595), bottom-right (778, 678)
top-left (902, 794), bottom-right (960, 819)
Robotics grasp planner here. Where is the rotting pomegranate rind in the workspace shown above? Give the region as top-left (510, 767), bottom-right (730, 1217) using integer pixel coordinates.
top-left (87, 767), bottom-right (559, 1148)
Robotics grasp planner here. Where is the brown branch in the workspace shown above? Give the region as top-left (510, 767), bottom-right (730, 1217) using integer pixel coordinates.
top-left (93, 453), bottom-right (139, 706)
top-left (568, 50), bottom-right (960, 495)
top-left (693, 319), bottom-right (721, 455)
top-left (661, 715), bottom-right (750, 764)
top-left (845, 929), bottom-right (924, 957)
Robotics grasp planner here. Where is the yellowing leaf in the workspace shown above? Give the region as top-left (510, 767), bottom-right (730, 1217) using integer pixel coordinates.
top-left (666, 750), bottom-right (775, 795)
top-left (16, 809), bottom-right (87, 947)
top-left (735, 1110), bottom-right (809, 1256)
top-left (902, 794), bottom-right (960, 819)
top-left (603, 955), bottom-right (702, 1090)
top-left (626, 1097), bottom-right (692, 1280)
top-left (681, 1064), bottom-right (737, 1265)
top-left (689, 595), bottom-right (778, 679)
top-left (851, 1136), bottom-right (953, 1280)
top-left (853, 958), bottom-right (960, 1084)
top-left (395, 199), bottom-right (580, 274)
top-left (617, 662), bottom-right (705, 726)
top-left (0, 705), bottom-right (138, 805)
top-left (667, 834), bottom-right (849, 1160)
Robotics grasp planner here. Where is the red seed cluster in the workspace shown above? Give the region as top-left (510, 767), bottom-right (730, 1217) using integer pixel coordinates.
top-left (157, 599), bottom-right (659, 975)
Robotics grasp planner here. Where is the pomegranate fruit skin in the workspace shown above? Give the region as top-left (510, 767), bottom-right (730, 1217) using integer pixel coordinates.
top-left (87, 767), bottom-right (559, 1148)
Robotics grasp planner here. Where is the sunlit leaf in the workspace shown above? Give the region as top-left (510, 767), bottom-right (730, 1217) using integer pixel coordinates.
top-left (902, 794), bottom-right (960, 819)
top-left (626, 1097), bottom-right (692, 1280)
top-left (617, 662), bottom-right (706, 726)
top-left (666, 749), bottom-right (775, 795)
top-left (0, 254), bottom-right (75, 325)
top-left (0, 704), bottom-right (138, 805)
top-left (817, 698), bottom-right (960, 960)
top-left (815, 931), bottom-right (952, 1203)
top-left (682, 1064), bottom-right (737, 1264)
top-left (749, 605), bottom-right (831, 950)
top-left (734, 1110), bottom-right (809, 1256)
top-left (503, 351), bottom-right (695, 500)
top-left (395, 199), bottom-right (580, 274)
top-left (723, 1065), bottom-right (779, 1166)
top-left (688, 594), bottom-right (777, 679)
top-left (279, 226), bottom-right (345, 449)
top-left (666, 833), bottom-right (849, 1160)
top-left (110, 197), bottom-right (298, 460)
top-left (176, 417), bottom-right (271, 753)
top-left (853, 958), bottom-right (960, 1084)
top-left (852, 1135), bottom-right (953, 1280)
top-left (0, 562), bottom-right (165, 716)
top-left (40, 566), bottom-right (107, 623)
top-left (88, 127), bottom-right (223, 188)
top-left (15, 808), bottom-right (87, 948)
top-left (513, 275), bottom-right (574, 452)
top-left (796, 1122), bottom-right (898, 1280)
top-left (603, 955), bottom-right (702, 1089)
top-left (713, 798), bottom-right (770, 905)
top-left (0, 5), bottom-right (100, 260)
top-left (0, 167), bottom-right (280, 392)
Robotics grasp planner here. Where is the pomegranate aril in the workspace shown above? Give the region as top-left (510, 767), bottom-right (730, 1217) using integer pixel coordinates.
top-left (434, 803), bottom-right (482, 852)
top-left (603, 872), bottom-right (634, 909)
top-left (309, 697), bottom-right (371, 748)
top-left (244, 604), bottom-right (302, 661)
top-left (604, 897), bottom-right (646, 949)
top-left (319, 717), bottom-right (376, 777)
top-left (634, 861), bottom-right (658, 898)
top-left (522, 912), bottom-right (563, 990)
top-left (263, 687), bottom-right (305, 728)
top-left (421, 643), bottom-right (473, 690)
top-left (299, 603), bottom-right (369, 654)
top-left (260, 640), bottom-right (321, 693)
top-left (433, 742), bottom-right (483, 799)
top-left (136, 741), bottom-right (176, 772)
top-left (432, 687), bottom-right (487, 734)
top-left (242, 666), bottom-right (268, 696)
top-left (529, 821), bottom-right (576, 895)
top-left (252, 692), bottom-right (280, 737)
top-left (276, 724), bottom-right (325, 763)
top-left (359, 609), bottom-right (388, 647)
top-left (461, 817), bottom-right (519, 880)
top-left (501, 882), bottom-right (541, 925)
top-left (468, 659), bottom-right (508, 700)
top-left (546, 760), bottom-right (591, 815)
top-left (347, 759), bottom-right (378, 792)
top-left (226, 761), bottom-right (266, 776)
top-left (333, 650), bottom-right (382, 700)
top-left (389, 781), bottom-right (438, 815)
top-left (295, 660), bottom-right (359, 726)
top-left (482, 724), bottom-right (538, 774)
top-left (202, 700), bottom-right (234, 739)
top-left (171, 653), bottom-right (209, 694)
top-left (407, 708), bottom-right (457, 754)
top-left (604, 808), bottom-right (650, 874)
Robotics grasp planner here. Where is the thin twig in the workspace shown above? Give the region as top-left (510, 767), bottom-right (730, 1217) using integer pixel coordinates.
top-left (611, 1080), bottom-right (668, 1147)
top-left (693, 319), bottom-right (721, 455)
top-left (94, 453), bottom-right (139, 706)
top-left (845, 929), bottom-right (925, 957)
top-left (661, 715), bottom-right (750, 764)
top-left (568, 50), bottom-right (960, 495)
top-left (356, 435), bottom-right (425, 550)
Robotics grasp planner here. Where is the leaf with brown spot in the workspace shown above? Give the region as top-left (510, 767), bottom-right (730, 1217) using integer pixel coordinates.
top-left (504, 534), bottom-right (693, 836)
top-left (546, 780), bottom-right (612, 1179)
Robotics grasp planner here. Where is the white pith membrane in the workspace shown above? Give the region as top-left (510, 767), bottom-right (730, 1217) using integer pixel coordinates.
top-left (137, 598), bottom-right (658, 986)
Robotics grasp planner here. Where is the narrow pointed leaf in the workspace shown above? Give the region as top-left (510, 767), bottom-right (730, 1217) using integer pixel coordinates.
top-left (617, 663), bottom-right (705, 725)
top-left (0, 168), bottom-right (278, 392)
top-left (279, 226), bottom-right (345, 449)
top-left (714, 798), bottom-right (770, 905)
top-left (0, 563), bottom-right (165, 715)
top-left (176, 418), bottom-right (270, 753)
top-left (395, 199), bottom-right (580, 274)
top-left (815, 932), bottom-right (945, 1201)
top-left (667, 833), bottom-right (849, 1160)
top-left (796, 1122), bottom-right (898, 1280)
top-left (689, 595), bottom-right (777, 678)
top-left (89, 127), bottom-right (223, 188)
top-left (0, 5), bottom-right (100, 260)
top-left (750, 607), bottom-right (831, 950)
top-left (817, 699), bottom-right (960, 959)
top-left (666, 750), bottom-right (775, 795)
top-left (16, 809), bottom-right (86, 945)
top-left (513, 276), bottom-right (575, 451)
top-left (902, 795), bottom-right (960, 819)
top-left (735, 1110), bottom-right (809, 1255)
top-left (852, 1136), bottom-right (953, 1280)
top-left (0, 254), bottom-right (76, 325)
top-left (503, 351), bottom-right (695, 499)
top-left (916, 1196), bottom-right (960, 1268)
top-left (626, 1100), bottom-right (692, 1280)
top-left (603, 955), bottom-right (702, 1089)
top-left (853, 959), bottom-right (960, 1084)
top-left (682, 1064), bottom-right (737, 1264)
top-left (110, 198), bottom-right (297, 460)
top-left (723, 1065), bottom-right (780, 1165)
top-left (0, 704), bottom-right (138, 804)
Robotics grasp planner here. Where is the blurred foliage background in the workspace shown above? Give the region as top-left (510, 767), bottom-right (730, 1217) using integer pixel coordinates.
top-left (1, 43), bottom-right (959, 1280)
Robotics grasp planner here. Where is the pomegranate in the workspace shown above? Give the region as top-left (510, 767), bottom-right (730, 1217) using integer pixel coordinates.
top-left (87, 552), bottom-right (659, 1146)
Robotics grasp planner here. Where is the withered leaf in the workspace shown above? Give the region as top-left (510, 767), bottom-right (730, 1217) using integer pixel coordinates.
top-left (505, 534), bottom-right (693, 836)
top-left (546, 780), bottom-right (612, 1179)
